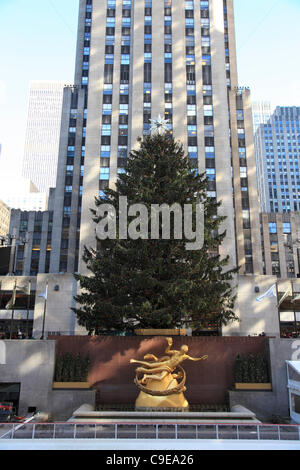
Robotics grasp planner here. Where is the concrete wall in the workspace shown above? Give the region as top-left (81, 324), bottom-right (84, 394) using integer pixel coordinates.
top-left (32, 273), bottom-right (78, 337)
top-left (0, 340), bottom-right (56, 416)
top-left (229, 338), bottom-right (300, 420)
top-left (0, 339), bottom-right (95, 420)
top-left (50, 390), bottom-right (96, 421)
top-left (0, 274), bottom-right (78, 338)
top-left (223, 274), bottom-right (280, 337)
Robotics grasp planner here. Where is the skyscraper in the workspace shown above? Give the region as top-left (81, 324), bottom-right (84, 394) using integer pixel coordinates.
top-left (22, 81), bottom-right (72, 193)
top-left (49, 0), bottom-right (262, 278)
top-left (0, 173), bottom-right (48, 212)
top-left (252, 101), bottom-right (272, 133)
top-left (255, 106), bottom-right (300, 213)
top-left (0, 199), bottom-right (10, 238)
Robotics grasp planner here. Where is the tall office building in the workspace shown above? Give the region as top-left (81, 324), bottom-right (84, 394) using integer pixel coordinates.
top-left (0, 200), bottom-right (10, 238)
top-left (255, 106), bottom-right (300, 213)
top-left (22, 81), bottom-right (72, 193)
top-left (261, 212), bottom-right (300, 278)
top-left (49, 0), bottom-right (262, 278)
top-left (0, 173), bottom-right (48, 212)
top-left (252, 101), bottom-right (272, 133)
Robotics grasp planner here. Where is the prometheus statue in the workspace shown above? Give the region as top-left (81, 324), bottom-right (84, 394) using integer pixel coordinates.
top-left (130, 337), bottom-right (208, 410)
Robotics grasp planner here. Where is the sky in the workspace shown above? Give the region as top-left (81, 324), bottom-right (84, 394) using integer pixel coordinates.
top-left (0, 0), bottom-right (300, 177)
top-left (235, 0), bottom-right (300, 106)
top-left (0, 0), bottom-right (80, 176)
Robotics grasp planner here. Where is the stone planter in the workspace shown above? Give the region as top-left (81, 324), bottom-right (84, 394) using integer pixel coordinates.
top-left (53, 382), bottom-right (91, 389)
top-left (235, 383), bottom-right (272, 391)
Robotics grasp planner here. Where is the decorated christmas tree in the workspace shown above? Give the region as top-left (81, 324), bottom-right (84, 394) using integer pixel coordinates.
top-left (73, 130), bottom-right (239, 334)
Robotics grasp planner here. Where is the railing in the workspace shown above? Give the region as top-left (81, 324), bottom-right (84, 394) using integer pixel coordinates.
top-left (1, 422), bottom-right (300, 441)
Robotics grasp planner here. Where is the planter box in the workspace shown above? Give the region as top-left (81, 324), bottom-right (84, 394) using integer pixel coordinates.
top-left (135, 329), bottom-right (187, 336)
top-left (53, 382), bottom-right (91, 390)
top-left (235, 383), bottom-right (272, 391)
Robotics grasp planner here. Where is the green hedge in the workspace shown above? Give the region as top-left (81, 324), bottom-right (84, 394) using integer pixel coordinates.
top-left (235, 353), bottom-right (269, 384)
top-left (54, 352), bottom-right (91, 382)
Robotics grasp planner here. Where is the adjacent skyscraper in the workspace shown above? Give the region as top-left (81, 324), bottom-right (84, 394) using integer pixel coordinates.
top-left (261, 212), bottom-right (300, 278)
top-left (0, 173), bottom-right (48, 212)
top-left (255, 106), bottom-right (300, 213)
top-left (22, 81), bottom-right (71, 193)
top-left (49, 0), bottom-right (263, 278)
top-left (0, 199), bottom-right (10, 238)
top-left (252, 101), bottom-right (272, 133)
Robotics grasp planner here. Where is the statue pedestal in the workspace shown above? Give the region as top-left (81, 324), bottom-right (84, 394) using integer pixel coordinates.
top-left (135, 374), bottom-right (189, 410)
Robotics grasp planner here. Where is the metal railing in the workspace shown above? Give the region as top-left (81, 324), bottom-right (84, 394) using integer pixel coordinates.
top-left (1, 422), bottom-right (300, 441)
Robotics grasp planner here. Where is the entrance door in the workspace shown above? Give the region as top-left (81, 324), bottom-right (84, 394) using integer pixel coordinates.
top-left (0, 383), bottom-right (21, 415)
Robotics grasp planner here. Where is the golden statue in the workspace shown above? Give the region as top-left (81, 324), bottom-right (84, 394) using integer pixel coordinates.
top-left (130, 337), bottom-right (208, 410)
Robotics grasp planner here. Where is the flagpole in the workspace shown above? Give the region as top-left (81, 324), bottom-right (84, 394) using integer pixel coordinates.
top-left (275, 280), bottom-right (281, 338)
top-left (9, 280), bottom-right (17, 340)
top-left (25, 281), bottom-right (31, 339)
top-left (40, 283), bottom-right (48, 340)
top-left (291, 280), bottom-right (296, 337)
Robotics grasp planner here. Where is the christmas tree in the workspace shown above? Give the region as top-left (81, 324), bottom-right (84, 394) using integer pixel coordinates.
top-left (73, 132), bottom-right (239, 334)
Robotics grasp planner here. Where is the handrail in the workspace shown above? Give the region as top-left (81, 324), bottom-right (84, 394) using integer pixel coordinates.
top-left (0, 415), bottom-right (36, 439)
top-left (0, 422), bottom-right (299, 441)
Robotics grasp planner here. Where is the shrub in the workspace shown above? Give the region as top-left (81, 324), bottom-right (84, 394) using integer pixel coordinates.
top-left (54, 354), bottom-right (64, 382)
top-left (54, 352), bottom-right (91, 382)
top-left (235, 353), bottom-right (270, 383)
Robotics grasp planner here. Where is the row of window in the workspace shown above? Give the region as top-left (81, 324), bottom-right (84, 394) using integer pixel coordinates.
top-left (59, 1), bottom-right (93, 271)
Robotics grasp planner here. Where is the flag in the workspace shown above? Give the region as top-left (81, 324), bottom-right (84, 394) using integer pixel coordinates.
top-left (278, 286), bottom-right (292, 307)
top-left (256, 284), bottom-right (276, 302)
top-left (38, 285), bottom-right (48, 301)
top-left (5, 288), bottom-right (16, 310)
top-left (291, 293), bottom-right (300, 303)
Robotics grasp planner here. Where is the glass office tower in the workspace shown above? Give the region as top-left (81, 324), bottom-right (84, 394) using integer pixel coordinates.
top-left (255, 106), bottom-right (300, 214)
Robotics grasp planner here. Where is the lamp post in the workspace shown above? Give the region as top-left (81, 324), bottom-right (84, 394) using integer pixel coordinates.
top-left (39, 283), bottom-right (48, 340)
top-left (9, 280), bottom-right (17, 339)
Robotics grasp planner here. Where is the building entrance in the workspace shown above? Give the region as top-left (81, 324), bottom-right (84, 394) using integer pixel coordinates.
top-left (0, 383), bottom-right (20, 416)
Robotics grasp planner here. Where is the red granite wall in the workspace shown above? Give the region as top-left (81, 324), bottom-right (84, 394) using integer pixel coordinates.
top-left (50, 336), bottom-right (268, 405)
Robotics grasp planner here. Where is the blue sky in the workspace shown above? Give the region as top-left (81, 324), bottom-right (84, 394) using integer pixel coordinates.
top-left (0, 0), bottom-right (79, 174)
top-left (235, 0), bottom-right (300, 106)
top-left (0, 0), bottom-right (300, 174)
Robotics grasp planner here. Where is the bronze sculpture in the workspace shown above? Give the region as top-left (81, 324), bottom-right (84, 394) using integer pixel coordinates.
top-left (130, 337), bottom-right (208, 409)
